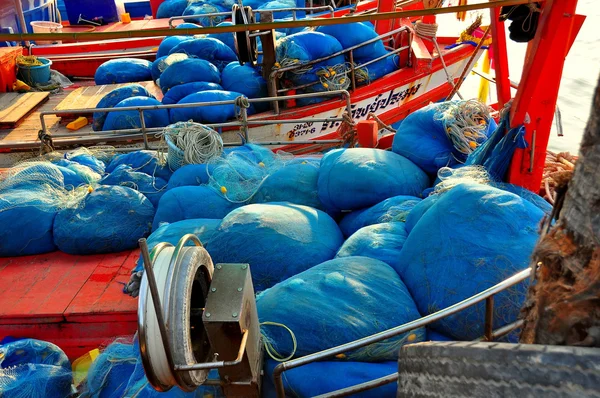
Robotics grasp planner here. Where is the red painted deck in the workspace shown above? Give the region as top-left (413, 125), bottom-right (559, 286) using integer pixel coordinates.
top-left (0, 249), bottom-right (139, 360)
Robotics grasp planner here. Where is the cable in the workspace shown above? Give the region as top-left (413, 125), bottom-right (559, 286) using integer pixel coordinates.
top-left (260, 322), bottom-right (298, 362)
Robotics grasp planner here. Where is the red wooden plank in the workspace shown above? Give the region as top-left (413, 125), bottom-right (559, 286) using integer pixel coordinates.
top-left (65, 250), bottom-right (138, 321)
top-left (11, 252), bottom-right (104, 316)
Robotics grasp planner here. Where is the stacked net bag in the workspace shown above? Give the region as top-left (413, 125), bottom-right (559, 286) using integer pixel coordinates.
top-left (392, 100), bottom-right (498, 175)
top-left (257, 256), bottom-right (425, 361)
top-left (94, 58), bottom-right (153, 85)
top-left (98, 164), bottom-right (168, 208)
top-left (168, 37), bottom-right (237, 71)
top-left (92, 84), bottom-right (155, 131)
top-left (205, 202), bottom-right (344, 291)
top-left (0, 339), bottom-right (72, 398)
top-left (396, 177), bottom-right (545, 341)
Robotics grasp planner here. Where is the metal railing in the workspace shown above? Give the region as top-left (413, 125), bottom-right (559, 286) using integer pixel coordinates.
top-left (272, 267), bottom-right (532, 397)
top-left (168, 6), bottom-right (335, 28)
top-left (38, 90), bottom-right (352, 151)
top-left (269, 25), bottom-right (412, 113)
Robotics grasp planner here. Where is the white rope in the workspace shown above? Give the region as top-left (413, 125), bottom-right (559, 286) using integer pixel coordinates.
top-left (435, 99), bottom-right (492, 155)
top-left (415, 21), bottom-right (464, 100)
top-left (162, 122), bottom-right (224, 165)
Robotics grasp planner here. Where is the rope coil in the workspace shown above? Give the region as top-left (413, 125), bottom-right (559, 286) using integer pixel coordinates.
top-left (160, 122), bottom-right (224, 167)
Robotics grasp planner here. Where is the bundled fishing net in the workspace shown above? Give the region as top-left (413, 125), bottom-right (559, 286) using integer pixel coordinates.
top-left (338, 195), bottom-right (421, 237)
top-left (159, 58), bottom-right (221, 93)
top-left (206, 21), bottom-right (236, 53)
top-left (0, 162), bottom-right (88, 256)
top-left (94, 58), bottom-right (153, 85)
top-left (102, 96), bottom-right (170, 132)
top-left (156, 35), bottom-right (194, 58)
top-left (263, 359), bottom-right (398, 398)
top-left (392, 100), bottom-right (497, 175)
top-left (167, 164), bottom-right (214, 188)
top-left (317, 148), bottom-right (429, 213)
top-left (336, 222), bottom-right (408, 272)
top-left (107, 150), bottom-right (173, 182)
top-left (168, 37), bottom-right (237, 71)
top-left (221, 62), bottom-right (268, 99)
top-left (206, 203), bottom-right (344, 291)
top-left (156, 0), bottom-right (190, 18)
top-left (183, 2), bottom-right (227, 26)
top-left (315, 22), bottom-right (388, 60)
top-left (151, 53), bottom-right (189, 82)
top-left (396, 181), bottom-right (544, 341)
top-left (126, 218), bottom-right (221, 296)
top-left (92, 84), bottom-right (155, 131)
top-left (99, 164), bottom-right (168, 208)
top-left (169, 90), bottom-right (252, 124)
top-left (161, 81), bottom-right (223, 105)
top-left (0, 339), bottom-right (72, 398)
top-left (152, 185), bottom-right (240, 230)
top-left (162, 122), bottom-right (224, 171)
top-left (257, 256), bottom-right (425, 361)
top-left (53, 185), bottom-right (155, 255)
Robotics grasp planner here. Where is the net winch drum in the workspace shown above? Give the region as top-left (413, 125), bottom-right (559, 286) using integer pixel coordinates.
top-left (232, 4), bottom-right (258, 66)
top-left (138, 234), bottom-right (262, 397)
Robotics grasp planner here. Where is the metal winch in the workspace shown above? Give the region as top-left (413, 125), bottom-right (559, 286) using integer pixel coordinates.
top-left (137, 234), bottom-right (263, 397)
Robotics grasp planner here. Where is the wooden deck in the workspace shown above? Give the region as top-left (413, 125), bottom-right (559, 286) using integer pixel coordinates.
top-left (0, 249), bottom-right (138, 360)
top-left (0, 80), bottom-right (161, 153)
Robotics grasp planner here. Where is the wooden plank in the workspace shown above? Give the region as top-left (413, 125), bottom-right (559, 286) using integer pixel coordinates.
top-left (55, 81), bottom-right (163, 113)
top-left (65, 250), bottom-right (138, 321)
top-left (0, 92), bottom-right (49, 126)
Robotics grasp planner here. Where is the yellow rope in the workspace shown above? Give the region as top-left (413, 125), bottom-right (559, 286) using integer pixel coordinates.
top-left (16, 55), bottom-right (43, 67)
top-left (260, 322), bottom-right (297, 362)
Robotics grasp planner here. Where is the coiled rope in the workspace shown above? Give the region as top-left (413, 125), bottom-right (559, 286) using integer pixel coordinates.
top-left (434, 99), bottom-right (491, 155)
top-left (260, 322), bottom-right (298, 362)
top-left (161, 122), bottom-right (224, 165)
top-left (414, 21), bottom-right (464, 100)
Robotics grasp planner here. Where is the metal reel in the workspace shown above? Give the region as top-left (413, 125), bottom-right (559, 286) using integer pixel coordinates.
top-left (232, 4), bottom-right (258, 66)
top-left (138, 236), bottom-right (215, 392)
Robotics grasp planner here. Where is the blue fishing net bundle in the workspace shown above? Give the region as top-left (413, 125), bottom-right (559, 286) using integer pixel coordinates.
top-left (152, 185), bottom-right (240, 230)
top-left (206, 21), bottom-right (236, 52)
top-left (162, 81), bottom-right (223, 105)
top-left (94, 58), bottom-right (153, 85)
top-left (257, 256), bottom-right (425, 361)
top-left (99, 164), bottom-right (168, 208)
top-left (151, 53), bottom-right (189, 83)
top-left (156, 35), bottom-right (193, 58)
top-left (92, 84), bottom-right (155, 131)
top-left (167, 164), bottom-right (214, 188)
top-left (221, 62), bottom-right (268, 99)
top-left (396, 181), bottom-right (544, 341)
top-left (170, 90), bottom-right (253, 123)
top-left (102, 96), bottom-right (170, 131)
top-left (275, 31), bottom-right (346, 86)
top-left (318, 148), bottom-right (429, 213)
top-left (205, 202), bottom-right (344, 291)
top-left (168, 37), bottom-right (238, 71)
top-left (53, 185), bottom-right (155, 255)
top-left (159, 58), bottom-right (221, 93)
top-left (0, 339), bottom-right (72, 398)
top-left (339, 194), bottom-right (421, 237)
top-left (156, 0), bottom-right (190, 18)
top-left (392, 100), bottom-right (498, 175)
top-left (107, 150), bottom-right (173, 181)
top-left (263, 359), bottom-right (397, 398)
top-left (183, 2), bottom-right (227, 26)
top-left (336, 222), bottom-right (408, 272)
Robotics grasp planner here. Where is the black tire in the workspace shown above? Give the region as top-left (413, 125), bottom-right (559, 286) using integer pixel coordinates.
top-left (398, 341), bottom-right (600, 398)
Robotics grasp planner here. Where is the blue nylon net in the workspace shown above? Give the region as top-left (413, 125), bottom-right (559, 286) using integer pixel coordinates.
top-left (99, 164), bottom-right (168, 208)
top-left (107, 150), bottom-right (173, 182)
top-left (92, 84), bottom-right (154, 131)
top-left (156, 0), bottom-right (189, 19)
top-left (317, 148), bottom-right (429, 213)
top-left (152, 185), bottom-right (240, 230)
top-left (159, 58), bottom-right (221, 94)
top-left (263, 359), bottom-right (397, 398)
top-left (257, 256), bottom-right (425, 361)
top-left (168, 37), bottom-right (237, 71)
top-left (169, 90), bottom-right (252, 124)
top-left (221, 62), bottom-right (268, 99)
top-left (94, 58), bottom-right (153, 85)
top-left (206, 22), bottom-right (236, 53)
top-left (161, 81), bottom-right (223, 105)
top-left (0, 339), bottom-right (72, 398)
top-left (338, 195), bottom-right (421, 237)
top-left (167, 164), bottom-right (214, 188)
top-left (336, 222), bottom-right (408, 273)
top-left (397, 182), bottom-right (544, 340)
top-left (156, 36), bottom-right (193, 58)
top-left (183, 3), bottom-right (227, 26)
top-left (315, 22), bottom-right (387, 60)
top-left (205, 202), bottom-right (344, 291)
top-left (53, 185), bottom-right (155, 255)
top-left (102, 96), bottom-right (170, 132)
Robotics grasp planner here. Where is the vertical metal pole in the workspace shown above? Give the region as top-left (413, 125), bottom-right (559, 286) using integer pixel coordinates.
top-left (484, 296), bottom-right (494, 341)
top-left (139, 109), bottom-right (149, 150)
top-left (241, 106), bottom-right (249, 142)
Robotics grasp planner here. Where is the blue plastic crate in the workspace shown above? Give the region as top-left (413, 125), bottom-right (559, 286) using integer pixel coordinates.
top-left (63, 0), bottom-right (118, 25)
top-left (125, 1), bottom-right (151, 18)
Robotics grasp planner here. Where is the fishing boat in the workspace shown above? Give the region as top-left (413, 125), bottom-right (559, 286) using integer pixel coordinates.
top-left (0, 0), bottom-right (592, 397)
